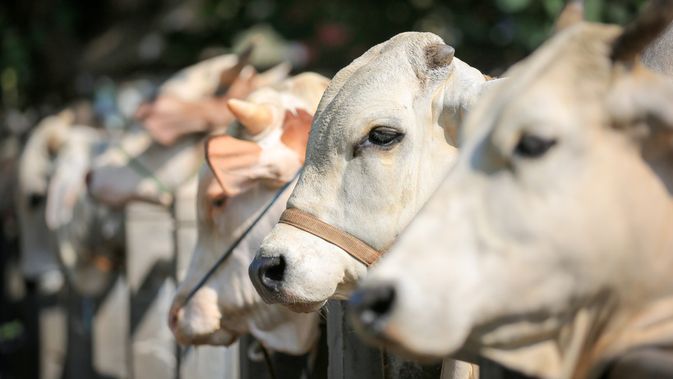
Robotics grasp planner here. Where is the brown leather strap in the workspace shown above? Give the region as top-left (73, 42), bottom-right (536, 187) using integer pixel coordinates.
top-left (278, 208), bottom-right (382, 266)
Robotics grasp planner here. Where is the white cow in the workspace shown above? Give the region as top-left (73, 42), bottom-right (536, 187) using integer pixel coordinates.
top-left (88, 53), bottom-right (289, 207)
top-left (46, 125), bottom-right (125, 295)
top-left (249, 32), bottom-right (495, 311)
top-left (351, 5), bottom-right (673, 379)
top-left (169, 73), bottom-right (329, 356)
top-left (17, 107), bottom-right (78, 282)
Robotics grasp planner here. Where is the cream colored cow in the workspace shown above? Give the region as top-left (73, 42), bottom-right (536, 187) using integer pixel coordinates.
top-left (351, 4), bottom-right (673, 379)
top-left (169, 73), bottom-right (329, 355)
top-left (250, 32), bottom-right (496, 311)
top-left (46, 125), bottom-right (124, 296)
top-left (88, 53), bottom-right (288, 207)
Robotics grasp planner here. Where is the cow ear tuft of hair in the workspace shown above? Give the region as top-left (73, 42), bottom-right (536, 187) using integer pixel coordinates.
top-left (426, 44), bottom-right (455, 69)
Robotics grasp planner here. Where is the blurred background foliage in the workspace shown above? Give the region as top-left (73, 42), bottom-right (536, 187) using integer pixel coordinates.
top-left (0, 0), bottom-right (646, 132)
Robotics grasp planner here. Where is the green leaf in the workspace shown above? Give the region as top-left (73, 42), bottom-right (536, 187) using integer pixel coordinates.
top-left (496, 0), bottom-right (531, 13)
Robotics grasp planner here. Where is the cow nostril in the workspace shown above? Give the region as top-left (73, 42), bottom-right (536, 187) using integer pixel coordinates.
top-left (28, 193), bottom-right (45, 209)
top-left (349, 284), bottom-right (396, 332)
top-left (168, 307), bottom-right (179, 332)
top-left (85, 171), bottom-right (93, 190)
top-left (265, 255), bottom-right (285, 282)
top-left (258, 255), bottom-right (286, 291)
top-left (369, 288), bottom-right (395, 315)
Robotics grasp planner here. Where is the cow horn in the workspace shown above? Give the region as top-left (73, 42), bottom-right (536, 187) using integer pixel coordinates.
top-left (554, 0), bottom-right (584, 32)
top-left (227, 99), bottom-right (273, 135)
top-left (611, 0), bottom-right (673, 63)
top-left (214, 44), bottom-right (256, 96)
top-left (426, 44), bottom-right (455, 69)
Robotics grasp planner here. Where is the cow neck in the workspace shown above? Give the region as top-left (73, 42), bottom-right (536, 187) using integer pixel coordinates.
top-left (477, 295), bottom-right (673, 379)
top-left (277, 208), bottom-right (382, 267)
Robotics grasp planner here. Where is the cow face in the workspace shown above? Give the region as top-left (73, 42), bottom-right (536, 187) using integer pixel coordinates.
top-left (352, 22), bottom-right (673, 369)
top-left (250, 32), bottom-right (491, 311)
top-left (169, 74), bottom-right (327, 353)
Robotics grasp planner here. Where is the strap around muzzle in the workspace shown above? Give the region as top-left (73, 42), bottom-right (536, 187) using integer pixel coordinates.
top-left (277, 208), bottom-right (382, 267)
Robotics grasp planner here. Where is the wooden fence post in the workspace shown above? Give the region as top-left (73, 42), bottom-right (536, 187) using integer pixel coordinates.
top-left (173, 177), bottom-right (239, 379)
top-left (125, 201), bottom-right (176, 379)
top-left (326, 300), bottom-right (384, 379)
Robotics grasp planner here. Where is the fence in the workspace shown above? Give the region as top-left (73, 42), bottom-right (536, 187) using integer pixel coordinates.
top-left (36, 175), bottom-right (527, 379)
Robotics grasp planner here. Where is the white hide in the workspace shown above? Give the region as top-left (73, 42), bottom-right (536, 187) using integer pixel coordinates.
top-left (170, 74), bottom-right (328, 354)
top-left (253, 32), bottom-right (492, 310)
top-left (359, 23), bottom-right (673, 379)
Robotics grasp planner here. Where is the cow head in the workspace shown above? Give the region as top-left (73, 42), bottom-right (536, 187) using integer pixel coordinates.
top-left (250, 32), bottom-right (492, 311)
top-left (17, 108), bottom-right (75, 279)
top-left (87, 53), bottom-right (290, 207)
top-left (169, 74), bottom-right (328, 353)
top-left (351, 7), bottom-right (673, 378)
top-left (46, 125), bottom-right (125, 296)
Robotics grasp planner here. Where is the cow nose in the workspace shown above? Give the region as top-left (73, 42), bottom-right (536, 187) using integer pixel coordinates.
top-left (349, 284), bottom-right (396, 333)
top-left (251, 255), bottom-right (286, 293)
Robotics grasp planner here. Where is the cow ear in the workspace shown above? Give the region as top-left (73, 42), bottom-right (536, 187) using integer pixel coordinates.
top-left (205, 134), bottom-right (263, 197)
top-left (607, 64), bottom-right (673, 184)
top-left (253, 62), bottom-right (292, 88)
top-left (280, 109), bottom-right (313, 163)
top-left (610, 0), bottom-right (673, 65)
top-left (553, 0), bottom-right (584, 33)
top-left (214, 45), bottom-right (255, 96)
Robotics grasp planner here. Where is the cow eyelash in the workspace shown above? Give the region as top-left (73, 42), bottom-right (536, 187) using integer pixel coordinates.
top-left (360, 126), bottom-right (405, 149)
top-left (514, 133), bottom-right (557, 158)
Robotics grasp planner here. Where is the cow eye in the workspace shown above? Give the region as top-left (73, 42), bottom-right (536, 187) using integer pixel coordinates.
top-left (28, 193), bottom-right (45, 209)
top-left (211, 196), bottom-right (227, 208)
top-left (366, 127), bottom-right (404, 147)
top-left (514, 134), bottom-right (557, 158)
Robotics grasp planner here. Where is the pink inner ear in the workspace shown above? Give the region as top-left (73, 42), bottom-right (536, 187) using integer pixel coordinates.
top-left (205, 135), bottom-right (262, 197)
top-left (280, 109), bottom-right (313, 163)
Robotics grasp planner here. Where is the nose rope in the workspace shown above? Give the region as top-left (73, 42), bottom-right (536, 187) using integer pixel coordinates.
top-left (181, 171), bottom-right (300, 306)
top-left (277, 208), bottom-right (383, 267)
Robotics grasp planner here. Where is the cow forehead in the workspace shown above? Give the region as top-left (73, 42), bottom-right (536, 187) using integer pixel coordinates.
top-left (313, 32), bottom-right (448, 130)
top-left (462, 23), bottom-right (621, 145)
top-left (308, 46), bottom-right (433, 142)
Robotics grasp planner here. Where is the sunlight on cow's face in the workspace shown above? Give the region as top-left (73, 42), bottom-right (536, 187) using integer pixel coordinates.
top-left (170, 168), bottom-right (283, 346)
top-left (354, 23), bottom-right (673, 360)
top-left (169, 74), bottom-right (327, 352)
top-left (253, 32), bottom-right (488, 311)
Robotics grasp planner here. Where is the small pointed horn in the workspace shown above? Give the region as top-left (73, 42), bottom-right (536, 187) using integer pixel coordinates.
top-left (554, 0), bottom-right (584, 33)
top-left (227, 99), bottom-right (273, 135)
top-left (214, 44), bottom-right (256, 96)
top-left (426, 44), bottom-right (455, 69)
top-left (611, 0), bottom-right (673, 64)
